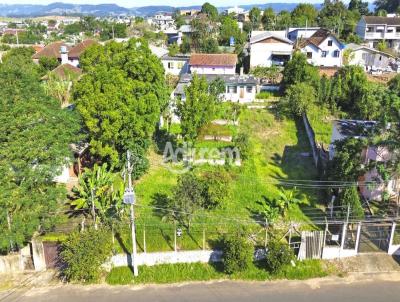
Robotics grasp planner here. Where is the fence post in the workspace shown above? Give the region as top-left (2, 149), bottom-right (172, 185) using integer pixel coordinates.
top-left (340, 222), bottom-right (347, 257)
top-left (174, 225), bottom-right (177, 252)
top-left (388, 222), bottom-right (396, 254)
top-left (264, 218), bottom-right (268, 248)
top-left (202, 228), bottom-right (205, 251)
top-left (143, 225), bottom-right (146, 253)
top-left (355, 222), bottom-right (362, 253)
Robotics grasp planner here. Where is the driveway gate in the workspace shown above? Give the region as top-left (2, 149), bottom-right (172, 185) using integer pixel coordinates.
top-left (358, 222), bottom-right (392, 253)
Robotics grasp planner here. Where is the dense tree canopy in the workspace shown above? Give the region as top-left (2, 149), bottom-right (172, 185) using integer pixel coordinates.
top-left (201, 2), bottom-right (219, 21)
top-left (291, 3), bottom-right (318, 27)
top-left (0, 49), bottom-right (80, 253)
top-left (73, 39), bottom-right (168, 168)
top-left (374, 0), bottom-right (399, 13)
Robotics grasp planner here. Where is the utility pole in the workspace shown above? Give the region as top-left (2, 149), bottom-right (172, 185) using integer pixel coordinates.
top-left (91, 188), bottom-right (97, 230)
top-left (124, 150), bottom-right (138, 277)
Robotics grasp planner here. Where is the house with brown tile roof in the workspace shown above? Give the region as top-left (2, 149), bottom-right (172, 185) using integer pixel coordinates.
top-left (42, 63), bottom-right (82, 81)
top-left (356, 16), bottom-right (400, 51)
top-left (189, 53), bottom-right (237, 75)
top-left (296, 29), bottom-right (344, 67)
top-left (32, 39), bottom-right (97, 67)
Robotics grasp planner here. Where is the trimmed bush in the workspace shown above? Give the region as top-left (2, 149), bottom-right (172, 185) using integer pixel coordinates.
top-left (61, 227), bottom-right (112, 283)
top-left (265, 240), bottom-right (294, 273)
top-left (221, 234), bottom-right (253, 274)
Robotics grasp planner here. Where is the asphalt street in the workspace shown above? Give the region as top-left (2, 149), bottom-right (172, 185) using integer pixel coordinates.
top-left (5, 277), bottom-right (400, 302)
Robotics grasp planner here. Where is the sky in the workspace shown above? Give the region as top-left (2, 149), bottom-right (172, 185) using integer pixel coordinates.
top-left (0, 0), bottom-right (325, 7)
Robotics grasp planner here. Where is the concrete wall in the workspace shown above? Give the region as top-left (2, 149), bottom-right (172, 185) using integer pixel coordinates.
top-left (105, 249), bottom-right (266, 271)
top-left (250, 42), bottom-right (293, 68)
top-left (322, 246), bottom-right (358, 259)
top-left (0, 254), bottom-right (23, 273)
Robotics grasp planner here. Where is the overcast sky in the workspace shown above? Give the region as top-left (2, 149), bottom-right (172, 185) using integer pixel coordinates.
top-left (1, 0), bottom-right (326, 7)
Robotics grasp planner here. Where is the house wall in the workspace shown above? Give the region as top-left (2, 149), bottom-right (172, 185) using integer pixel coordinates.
top-left (223, 84), bottom-right (256, 103)
top-left (189, 65), bottom-right (235, 75)
top-left (301, 37), bottom-right (342, 67)
top-left (355, 18), bottom-right (367, 40)
top-left (162, 59), bottom-right (188, 76)
top-left (349, 49), bottom-right (390, 71)
top-left (250, 41), bottom-right (293, 68)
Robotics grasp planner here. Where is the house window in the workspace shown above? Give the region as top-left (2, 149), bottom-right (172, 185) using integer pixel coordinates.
top-left (379, 55), bottom-right (382, 61)
top-left (228, 86), bottom-right (237, 93)
top-left (246, 86), bottom-right (253, 93)
top-left (333, 50), bottom-right (340, 58)
top-left (362, 53), bottom-right (367, 60)
top-left (397, 27), bottom-right (400, 33)
top-left (307, 52), bottom-right (312, 59)
top-left (168, 62), bottom-right (174, 69)
top-left (328, 40), bottom-right (333, 46)
top-left (321, 51), bottom-right (327, 57)
top-left (177, 62), bottom-right (184, 68)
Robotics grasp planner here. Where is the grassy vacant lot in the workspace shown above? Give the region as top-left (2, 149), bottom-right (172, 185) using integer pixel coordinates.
top-left (105, 259), bottom-right (334, 285)
top-left (307, 105), bottom-right (334, 146)
top-left (109, 106), bottom-right (323, 253)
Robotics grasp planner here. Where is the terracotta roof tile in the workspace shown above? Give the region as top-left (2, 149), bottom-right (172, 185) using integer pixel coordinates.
top-left (189, 53), bottom-right (237, 67)
top-left (42, 63), bottom-right (82, 81)
top-left (68, 39), bottom-right (98, 58)
top-left (32, 41), bottom-right (69, 60)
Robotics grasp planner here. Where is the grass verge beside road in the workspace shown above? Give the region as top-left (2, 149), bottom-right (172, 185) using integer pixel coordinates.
top-left (105, 260), bottom-right (334, 285)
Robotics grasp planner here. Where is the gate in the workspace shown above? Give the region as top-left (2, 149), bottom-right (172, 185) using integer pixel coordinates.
top-left (298, 231), bottom-right (324, 260)
top-left (43, 242), bottom-right (61, 269)
top-left (358, 223), bottom-right (392, 253)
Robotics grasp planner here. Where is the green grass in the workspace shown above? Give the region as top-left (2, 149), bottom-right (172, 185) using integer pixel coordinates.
top-left (105, 259), bottom-right (332, 285)
top-left (307, 105), bottom-right (333, 146)
top-left (109, 106), bottom-right (324, 253)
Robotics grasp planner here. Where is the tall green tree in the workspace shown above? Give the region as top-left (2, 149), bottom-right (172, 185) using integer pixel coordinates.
top-left (281, 52), bottom-right (320, 90)
top-left (262, 8), bottom-right (276, 30)
top-left (73, 39), bottom-right (168, 170)
top-left (291, 3), bottom-right (318, 27)
top-left (374, 0), bottom-right (399, 13)
top-left (176, 74), bottom-right (218, 143)
top-left (219, 16), bottom-right (245, 47)
top-left (249, 7), bottom-right (262, 30)
top-left (201, 2), bottom-right (219, 21)
top-left (283, 82), bottom-right (316, 116)
top-left (0, 50), bottom-right (80, 253)
top-left (349, 0), bottom-right (369, 15)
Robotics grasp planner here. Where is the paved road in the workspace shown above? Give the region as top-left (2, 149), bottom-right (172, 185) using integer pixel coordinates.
top-left (5, 277), bottom-right (400, 302)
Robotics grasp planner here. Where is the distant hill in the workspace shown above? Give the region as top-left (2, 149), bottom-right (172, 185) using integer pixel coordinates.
top-left (0, 2), bottom-right (376, 18)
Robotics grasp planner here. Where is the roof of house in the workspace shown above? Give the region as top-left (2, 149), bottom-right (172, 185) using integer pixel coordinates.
top-left (175, 74), bottom-right (257, 94)
top-left (189, 53), bottom-right (237, 67)
top-left (31, 44), bottom-right (45, 53)
top-left (362, 16), bottom-right (400, 25)
top-left (68, 39), bottom-right (97, 58)
top-left (161, 54), bottom-right (190, 61)
top-left (331, 119), bottom-right (377, 143)
top-left (250, 31), bottom-right (293, 44)
top-left (32, 41), bottom-right (69, 59)
top-left (298, 29), bottom-right (340, 49)
top-left (42, 63), bottom-right (82, 81)
top-left (345, 43), bottom-right (395, 58)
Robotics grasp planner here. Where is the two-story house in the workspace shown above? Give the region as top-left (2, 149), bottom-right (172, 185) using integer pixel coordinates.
top-left (356, 16), bottom-right (400, 51)
top-left (249, 31), bottom-right (294, 68)
top-left (172, 53), bottom-right (257, 103)
top-left (161, 54), bottom-right (190, 76)
top-left (297, 29), bottom-right (344, 67)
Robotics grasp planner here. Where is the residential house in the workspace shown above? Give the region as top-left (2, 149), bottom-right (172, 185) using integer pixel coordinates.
top-left (150, 13), bottom-right (175, 31)
top-left (297, 29), bottom-right (344, 67)
top-left (345, 43), bottom-right (395, 71)
top-left (330, 120), bottom-right (399, 202)
top-left (189, 53), bottom-right (237, 75)
top-left (165, 25), bottom-right (192, 45)
top-left (161, 54), bottom-right (190, 76)
top-left (287, 27), bottom-right (321, 41)
top-left (249, 31), bottom-right (294, 68)
top-left (32, 39), bottom-right (97, 67)
top-left (67, 39), bottom-right (97, 67)
top-left (174, 73), bottom-right (257, 103)
top-left (356, 16), bottom-right (400, 51)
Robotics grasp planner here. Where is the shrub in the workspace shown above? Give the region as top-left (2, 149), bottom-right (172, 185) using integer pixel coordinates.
top-left (61, 227), bottom-right (112, 283)
top-left (265, 240), bottom-right (294, 273)
top-left (221, 233), bottom-right (253, 274)
top-left (233, 132), bottom-right (250, 160)
top-left (201, 168), bottom-right (231, 209)
top-left (256, 91), bottom-right (272, 100)
top-left (339, 187), bottom-right (364, 219)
